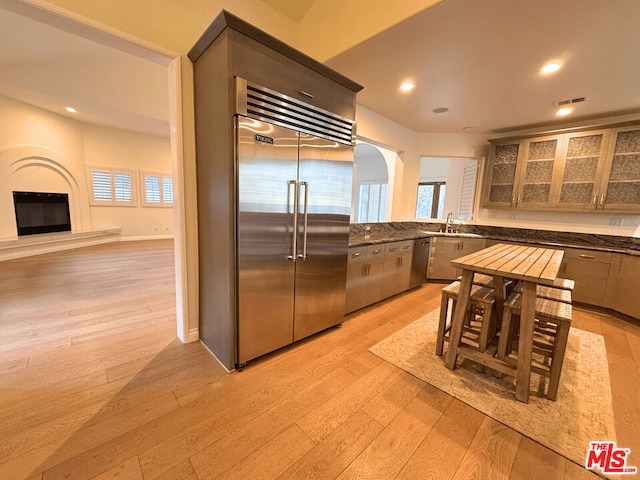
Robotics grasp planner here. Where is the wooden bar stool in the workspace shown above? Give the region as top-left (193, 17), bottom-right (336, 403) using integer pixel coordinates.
top-left (552, 277), bottom-right (575, 290)
top-left (436, 281), bottom-right (497, 356)
top-left (513, 283), bottom-right (572, 304)
top-left (497, 291), bottom-right (572, 400)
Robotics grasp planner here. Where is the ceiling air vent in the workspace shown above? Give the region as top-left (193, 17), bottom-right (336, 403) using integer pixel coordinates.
top-left (554, 96), bottom-right (588, 107)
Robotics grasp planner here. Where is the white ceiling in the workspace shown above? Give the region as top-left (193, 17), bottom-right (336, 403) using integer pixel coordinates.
top-left (0, 5), bottom-right (170, 137)
top-left (2, 0), bottom-right (639, 137)
top-left (260, 0), bottom-right (315, 22)
top-left (326, 0), bottom-right (640, 134)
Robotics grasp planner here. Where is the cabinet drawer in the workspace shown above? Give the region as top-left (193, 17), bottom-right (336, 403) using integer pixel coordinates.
top-left (348, 244), bottom-right (385, 260)
top-left (348, 247), bottom-right (367, 261)
top-left (384, 240), bottom-right (412, 255)
top-left (563, 248), bottom-right (612, 263)
top-left (399, 241), bottom-right (413, 252)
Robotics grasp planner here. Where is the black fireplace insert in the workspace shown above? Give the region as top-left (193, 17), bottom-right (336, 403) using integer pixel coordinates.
top-left (13, 191), bottom-right (71, 236)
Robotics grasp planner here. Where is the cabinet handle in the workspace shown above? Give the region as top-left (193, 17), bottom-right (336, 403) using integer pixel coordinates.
top-left (373, 249), bottom-right (381, 254)
top-left (511, 195), bottom-right (516, 206)
top-left (298, 181), bottom-right (309, 260)
top-left (516, 194), bottom-right (521, 206)
top-left (579, 254), bottom-right (596, 259)
top-left (352, 252), bottom-right (361, 258)
top-left (287, 180), bottom-right (299, 261)
top-left (299, 90), bottom-right (314, 99)
top-left (599, 194), bottom-right (605, 206)
top-left (592, 194), bottom-right (598, 206)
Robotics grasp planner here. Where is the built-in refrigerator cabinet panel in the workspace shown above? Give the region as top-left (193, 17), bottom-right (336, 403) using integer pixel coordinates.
top-left (236, 117), bottom-right (299, 364)
top-left (294, 134), bottom-right (353, 341)
top-left (189, 11), bottom-right (361, 371)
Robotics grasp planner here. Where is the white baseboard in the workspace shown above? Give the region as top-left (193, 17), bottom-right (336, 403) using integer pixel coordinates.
top-left (184, 327), bottom-right (200, 343)
top-left (0, 229), bottom-right (121, 261)
top-left (0, 230), bottom-right (175, 261)
top-left (120, 234), bottom-right (175, 242)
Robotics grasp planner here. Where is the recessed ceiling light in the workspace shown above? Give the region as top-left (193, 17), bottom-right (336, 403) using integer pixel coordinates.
top-left (65, 107), bottom-right (77, 113)
top-left (556, 107), bottom-right (573, 116)
top-left (432, 107), bottom-right (449, 114)
top-left (400, 81), bottom-right (415, 92)
top-left (541, 62), bottom-right (562, 75)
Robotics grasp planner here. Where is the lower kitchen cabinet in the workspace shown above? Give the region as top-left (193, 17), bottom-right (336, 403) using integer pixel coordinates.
top-left (381, 241), bottom-right (413, 298)
top-left (345, 244), bottom-right (384, 313)
top-left (348, 235), bottom-right (640, 321)
top-left (427, 237), bottom-right (487, 280)
top-left (558, 247), bottom-right (613, 305)
top-left (346, 240), bottom-right (413, 313)
top-left (604, 254), bottom-right (640, 319)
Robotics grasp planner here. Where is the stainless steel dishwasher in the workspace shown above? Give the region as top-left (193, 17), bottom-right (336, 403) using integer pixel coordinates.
top-left (410, 238), bottom-right (430, 288)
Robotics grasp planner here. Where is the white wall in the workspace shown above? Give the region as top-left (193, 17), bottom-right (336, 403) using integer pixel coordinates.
top-left (355, 106), bottom-right (417, 221)
top-left (352, 142), bottom-right (399, 222)
top-left (82, 124), bottom-right (173, 237)
top-left (0, 95), bottom-right (172, 240)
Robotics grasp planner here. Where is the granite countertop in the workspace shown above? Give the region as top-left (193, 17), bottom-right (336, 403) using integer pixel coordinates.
top-left (349, 230), bottom-right (482, 247)
top-left (348, 222), bottom-right (640, 256)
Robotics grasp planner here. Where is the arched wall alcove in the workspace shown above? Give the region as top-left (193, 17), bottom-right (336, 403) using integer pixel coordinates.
top-left (352, 142), bottom-right (396, 222)
top-left (1, 145), bottom-right (90, 237)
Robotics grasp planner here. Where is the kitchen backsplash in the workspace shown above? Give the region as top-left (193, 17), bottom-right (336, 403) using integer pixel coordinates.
top-left (350, 221), bottom-right (640, 252)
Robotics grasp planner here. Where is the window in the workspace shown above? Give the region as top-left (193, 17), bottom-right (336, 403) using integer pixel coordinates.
top-left (458, 163), bottom-right (477, 220)
top-left (142, 172), bottom-right (173, 207)
top-left (89, 167), bottom-right (135, 205)
top-left (416, 181), bottom-right (446, 219)
top-left (358, 182), bottom-right (387, 223)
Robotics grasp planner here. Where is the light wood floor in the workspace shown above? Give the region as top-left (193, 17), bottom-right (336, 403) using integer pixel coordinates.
top-left (1, 240), bottom-right (638, 480)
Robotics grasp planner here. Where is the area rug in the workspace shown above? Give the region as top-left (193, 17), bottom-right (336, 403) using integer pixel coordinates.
top-left (369, 309), bottom-right (617, 471)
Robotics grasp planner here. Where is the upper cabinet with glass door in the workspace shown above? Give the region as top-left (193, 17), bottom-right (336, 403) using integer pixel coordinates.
top-left (483, 135), bottom-right (564, 209)
top-left (516, 135), bottom-right (564, 208)
top-left (482, 123), bottom-right (640, 213)
top-left (598, 126), bottom-right (640, 211)
top-left (555, 129), bottom-right (611, 211)
top-left (483, 140), bottom-right (522, 208)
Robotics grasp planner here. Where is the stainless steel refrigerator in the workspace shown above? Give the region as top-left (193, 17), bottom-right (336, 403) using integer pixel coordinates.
top-left (235, 79), bottom-right (354, 366)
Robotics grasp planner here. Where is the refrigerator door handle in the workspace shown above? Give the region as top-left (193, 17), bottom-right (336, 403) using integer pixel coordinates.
top-left (298, 181), bottom-right (309, 260)
top-left (288, 180), bottom-right (298, 261)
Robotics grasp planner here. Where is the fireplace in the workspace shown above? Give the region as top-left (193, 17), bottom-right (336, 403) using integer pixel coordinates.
top-left (13, 191), bottom-right (71, 236)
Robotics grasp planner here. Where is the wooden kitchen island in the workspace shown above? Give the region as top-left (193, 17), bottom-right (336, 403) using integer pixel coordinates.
top-left (444, 243), bottom-right (565, 403)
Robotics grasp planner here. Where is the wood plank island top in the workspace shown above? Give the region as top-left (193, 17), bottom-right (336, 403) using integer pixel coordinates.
top-left (451, 243), bottom-right (564, 285)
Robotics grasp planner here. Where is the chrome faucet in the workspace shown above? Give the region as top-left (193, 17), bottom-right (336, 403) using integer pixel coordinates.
top-left (446, 212), bottom-right (454, 233)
